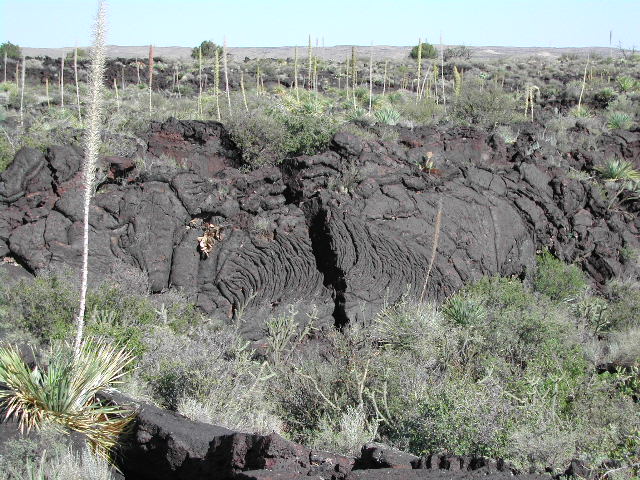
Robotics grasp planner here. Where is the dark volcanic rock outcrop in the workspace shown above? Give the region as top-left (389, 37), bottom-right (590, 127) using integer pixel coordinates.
top-left (0, 119), bottom-right (638, 338)
top-left (92, 392), bottom-right (546, 480)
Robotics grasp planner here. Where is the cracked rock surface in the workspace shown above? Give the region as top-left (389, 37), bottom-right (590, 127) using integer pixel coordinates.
top-left (0, 118), bottom-right (638, 339)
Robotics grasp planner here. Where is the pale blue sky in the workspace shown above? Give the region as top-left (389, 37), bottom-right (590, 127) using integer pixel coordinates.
top-left (1, 0), bottom-right (638, 49)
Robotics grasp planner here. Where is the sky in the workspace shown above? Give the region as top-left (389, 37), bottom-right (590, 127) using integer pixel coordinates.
top-left (1, 0), bottom-right (639, 49)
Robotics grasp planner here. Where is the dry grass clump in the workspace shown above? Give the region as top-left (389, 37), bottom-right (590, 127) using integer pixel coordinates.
top-left (0, 427), bottom-right (115, 480)
top-left (132, 320), bottom-right (280, 434)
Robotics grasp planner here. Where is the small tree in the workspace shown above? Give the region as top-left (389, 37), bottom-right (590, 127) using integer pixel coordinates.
top-left (192, 40), bottom-right (223, 59)
top-left (0, 41), bottom-right (22, 60)
top-left (410, 41), bottom-right (437, 60)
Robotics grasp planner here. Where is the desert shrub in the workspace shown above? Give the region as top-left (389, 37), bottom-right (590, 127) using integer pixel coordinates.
top-left (270, 290), bottom-right (590, 466)
top-left (593, 87), bottom-right (617, 108)
top-left (494, 125), bottom-right (519, 144)
top-left (135, 321), bottom-right (280, 433)
top-left (394, 373), bottom-right (512, 458)
top-left (310, 404), bottom-right (376, 455)
top-left (605, 279), bottom-right (640, 333)
top-left (409, 42), bottom-right (437, 60)
top-left (398, 96), bottom-right (444, 126)
top-left (444, 45), bottom-right (472, 62)
top-left (451, 78), bottom-right (518, 127)
top-left (225, 102), bottom-right (289, 166)
top-left (269, 313), bottom-right (395, 454)
top-left (226, 92), bottom-right (340, 167)
top-left (0, 268), bottom-right (194, 356)
top-left (454, 276), bottom-right (581, 371)
top-left (533, 250), bottom-right (588, 302)
top-left (544, 115), bottom-right (576, 152)
top-left (0, 134), bottom-right (15, 172)
top-left (607, 94), bottom-right (638, 116)
top-left (278, 104), bottom-right (339, 156)
top-left (0, 41), bottom-right (21, 60)
top-left (0, 269), bottom-right (79, 342)
top-left (605, 328), bottom-right (640, 366)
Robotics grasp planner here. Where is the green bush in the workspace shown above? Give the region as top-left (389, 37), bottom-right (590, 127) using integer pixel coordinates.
top-left (0, 268), bottom-right (197, 357)
top-left (451, 78), bottom-right (518, 127)
top-left (533, 250), bottom-right (588, 302)
top-left (606, 279), bottom-right (640, 332)
top-left (226, 102), bottom-right (289, 166)
top-left (226, 91), bottom-right (340, 167)
top-left (409, 42), bottom-right (437, 60)
top-left (0, 132), bottom-right (16, 172)
top-left (398, 96), bottom-right (444, 126)
top-left (191, 40), bottom-right (223, 59)
top-left (0, 41), bottom-right (21, 60)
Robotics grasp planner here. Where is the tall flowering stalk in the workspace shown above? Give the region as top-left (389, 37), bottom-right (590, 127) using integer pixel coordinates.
top-left (148, 45), bottom-right (154, 115)
top-left (74, 0), bottom-right (107, 357)
top-left (19, 55), bottom-right (25, 128)
top-left (74, 46), bottom-right (82, 122)
top-left (214, 48), bottom-right (221, 121)
top-left (223, 37), bottom-right (231, 114)
top-left (60, 55), bottom-right (65, 107)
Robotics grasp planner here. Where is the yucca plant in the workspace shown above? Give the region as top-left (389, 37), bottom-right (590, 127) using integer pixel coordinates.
top-left (374, 106), bottom-right (401, 125)
top-left (617, 76), bottom-right (637, 92)
top-left (442, 295), bottom-right (487, 327)
top-left (75, 0), bottom-right (108, 354)
top-left (0, 1), bottom-right (135, 466)
top-left (596, 158), bottom-right (640, 182)
top-left (0, 339), bottom-right (134, 460)
top-left (607, 111), bottom-right (634, 130)
top-left (570, 105), bottom-right (591, 118)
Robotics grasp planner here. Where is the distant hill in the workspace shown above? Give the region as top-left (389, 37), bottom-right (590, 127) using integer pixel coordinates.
top-left (21, 45), bottom-right (617, 61)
